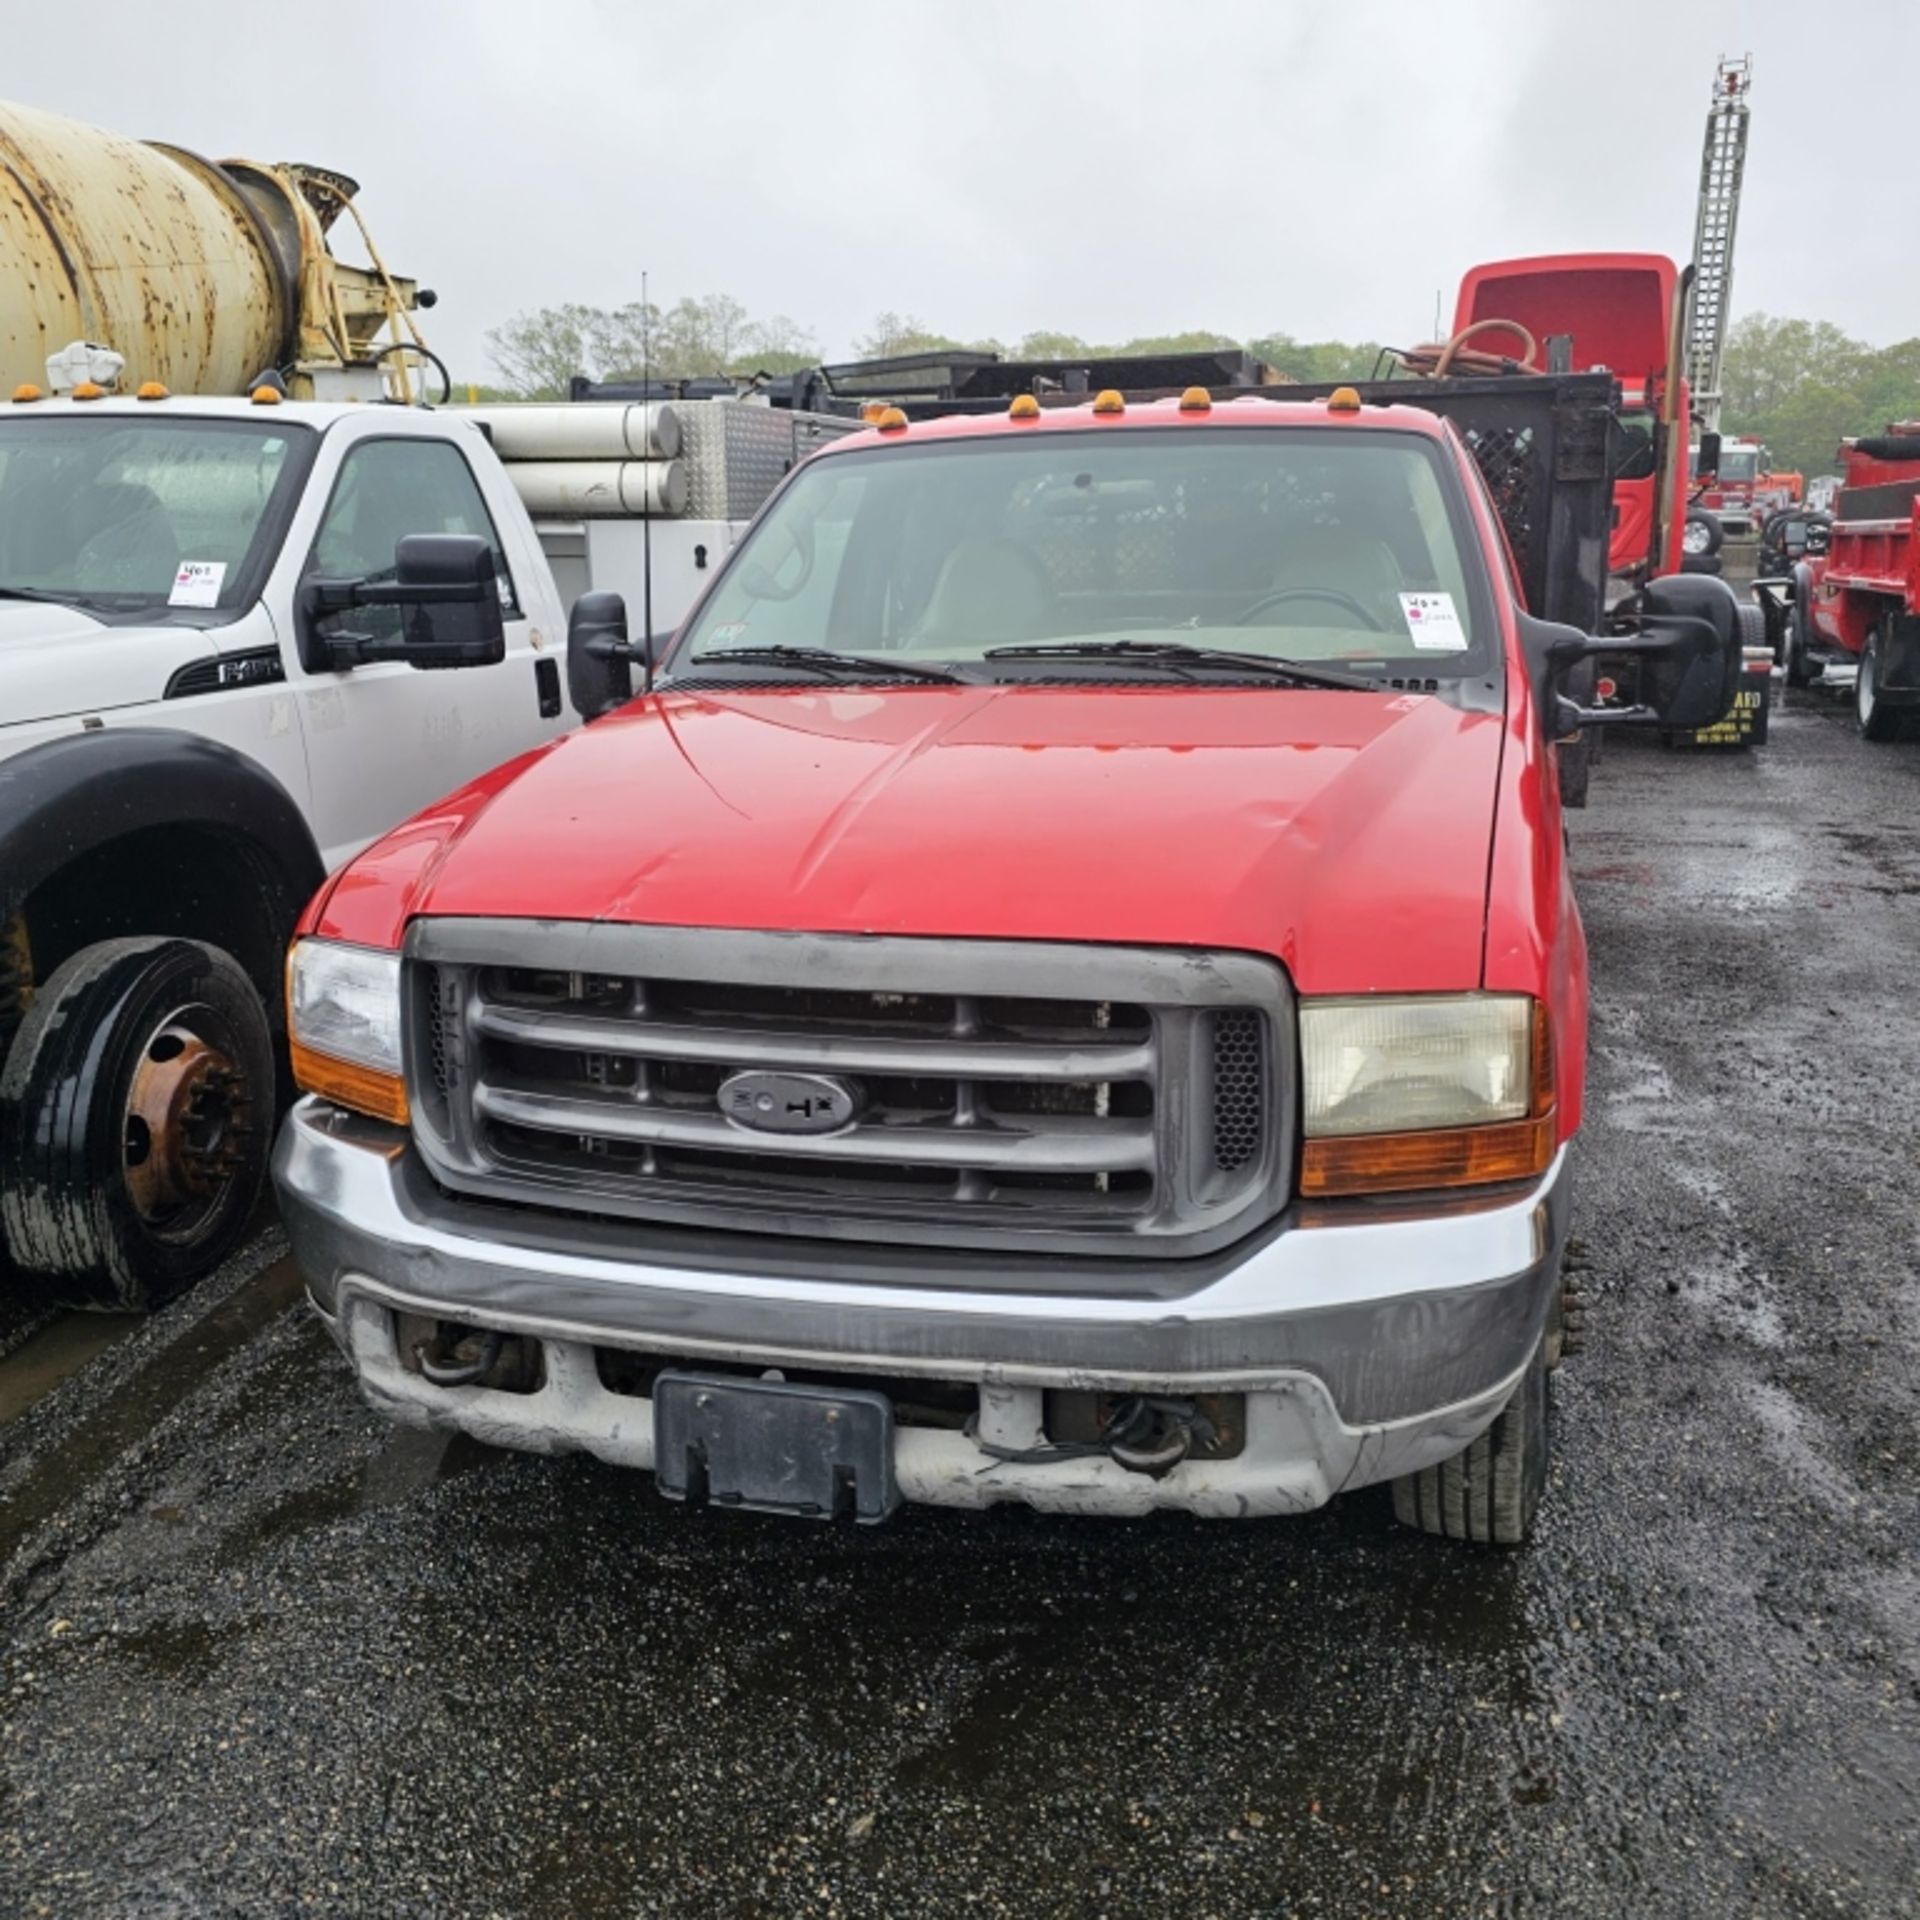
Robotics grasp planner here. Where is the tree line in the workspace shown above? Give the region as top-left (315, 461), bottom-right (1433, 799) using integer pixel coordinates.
top-left (478, 296), bottom-right (1920, 480)
top-left (478, 295), bottom-right (1380, 399)
top-left (1720, 315), bottom-right (1920, 481)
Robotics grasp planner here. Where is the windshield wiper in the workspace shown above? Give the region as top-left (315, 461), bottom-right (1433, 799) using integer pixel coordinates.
top-left (983, 639), bottom-right (1380, 692)
top-left (0, 585), bottom-right (79, 605)
top-left (680, 645), bottom-right (966, 685)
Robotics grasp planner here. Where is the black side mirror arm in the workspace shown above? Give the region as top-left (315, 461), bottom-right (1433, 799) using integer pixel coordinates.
top-left (1520, 607), bottom-right (1723, 739)
top-left (581, 628), bottom-right (653, 693)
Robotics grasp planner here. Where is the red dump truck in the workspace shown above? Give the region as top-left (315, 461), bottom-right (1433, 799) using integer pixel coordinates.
top-left (273, 374), bottom-right (1739, 1545)
top-left (1778, 427), bottom-right (1920, 739)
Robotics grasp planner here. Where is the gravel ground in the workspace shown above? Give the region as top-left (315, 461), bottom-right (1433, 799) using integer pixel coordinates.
top-left (2, 686), bottom-right (1918, 1920)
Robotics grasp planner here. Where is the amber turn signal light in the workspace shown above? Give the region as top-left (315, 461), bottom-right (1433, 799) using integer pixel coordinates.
top-left (1300, 1113), bottom-right (1554, 1197)
top-left (290, 1040), bottom-right (409, 1128)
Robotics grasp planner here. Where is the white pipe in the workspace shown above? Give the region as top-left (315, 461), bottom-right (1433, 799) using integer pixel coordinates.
top-left (506, 458), bottom-right (689, 518)
top-left (463, 402), bottom-right (682, 462)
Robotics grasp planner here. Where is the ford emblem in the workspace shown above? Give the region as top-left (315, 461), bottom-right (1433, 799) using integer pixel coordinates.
top-left (718, 1069), bottom-right (863, 1135)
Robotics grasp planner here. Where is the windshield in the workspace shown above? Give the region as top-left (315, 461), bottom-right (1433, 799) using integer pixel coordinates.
top-left (1695, 443), bottom-right (1762, 485)
top-left (0, 416), bottom-right (314, 619)
top-left (674, 427), bottom-right (1495, 685)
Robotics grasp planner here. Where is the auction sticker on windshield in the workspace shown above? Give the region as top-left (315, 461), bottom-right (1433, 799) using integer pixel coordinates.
top-left (1399, 592), bottom-right (1467, 651)
top-left (169, 560), bottom-right (227, 608)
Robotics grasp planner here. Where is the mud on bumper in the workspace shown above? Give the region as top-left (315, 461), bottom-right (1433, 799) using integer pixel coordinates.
top-left (275, 1100), bottom-right (1571, 1520)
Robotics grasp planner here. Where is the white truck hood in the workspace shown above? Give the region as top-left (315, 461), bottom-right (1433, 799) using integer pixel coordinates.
top-left (0, 601), bottom-right (216, 729)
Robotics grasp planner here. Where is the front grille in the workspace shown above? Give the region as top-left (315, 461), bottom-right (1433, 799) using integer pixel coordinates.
top-left (404, 924), bottom-right (1292, 1259)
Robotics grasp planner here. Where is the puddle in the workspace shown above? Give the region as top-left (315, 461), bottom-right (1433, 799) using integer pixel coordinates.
top-left (1679, 1251), bottom-right (1785, 1349)
top-left (0, 1312), bottom-right (145, 1427)
top-left (0, 1256), bottom-right (305, 1569)
top-left (1743, 1379), bottom-right (1862, 1515)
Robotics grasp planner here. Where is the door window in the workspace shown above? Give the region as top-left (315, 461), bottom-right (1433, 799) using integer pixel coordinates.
top-left (308, 438), bottom-right (519, 646)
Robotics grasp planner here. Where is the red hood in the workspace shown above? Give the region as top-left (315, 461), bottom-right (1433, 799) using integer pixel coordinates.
top-left (317, 686), bottom-right (1505, 994)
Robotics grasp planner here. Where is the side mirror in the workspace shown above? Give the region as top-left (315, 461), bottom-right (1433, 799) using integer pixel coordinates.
top-left (1696, 430), bottom-right (1723, 479)
top-left (1521, 572), bottom-right (1739, 737)
top-left (567, 590), bottom-right (650, 719)
top-left (298, 534), bottom-right (506, 672)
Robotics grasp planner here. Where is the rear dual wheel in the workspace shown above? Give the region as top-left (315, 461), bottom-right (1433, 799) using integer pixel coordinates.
top-left (0, 939), bottom-right (272, 1311)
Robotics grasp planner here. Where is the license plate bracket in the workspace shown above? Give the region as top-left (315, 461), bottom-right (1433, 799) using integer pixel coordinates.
top-left (652, 1371), bottom-right (898, 1524)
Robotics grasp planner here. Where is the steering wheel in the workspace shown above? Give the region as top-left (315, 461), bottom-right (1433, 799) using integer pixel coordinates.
top-left (1234, 587), bottom-right (1385, 631)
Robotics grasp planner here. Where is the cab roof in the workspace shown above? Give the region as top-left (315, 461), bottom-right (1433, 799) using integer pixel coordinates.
top-left (0, 394), bottom-right (461, 431)
top-left (818, 391), bottom-right (1457, 456)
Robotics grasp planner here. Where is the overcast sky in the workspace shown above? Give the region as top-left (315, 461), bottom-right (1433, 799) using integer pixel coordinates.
top-left (11, 0), bottom-right (1911, 380)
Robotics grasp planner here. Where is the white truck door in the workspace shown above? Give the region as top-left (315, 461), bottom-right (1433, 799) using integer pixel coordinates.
top-left (279, 426), bottom-right (568, 869)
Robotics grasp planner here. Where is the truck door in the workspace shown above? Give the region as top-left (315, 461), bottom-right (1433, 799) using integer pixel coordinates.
top-left (284, 430), bottom-right (565, 868)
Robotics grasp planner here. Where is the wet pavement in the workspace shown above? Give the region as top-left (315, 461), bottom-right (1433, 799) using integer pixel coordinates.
top-left (3, 686), bottom-right (1919, 1919)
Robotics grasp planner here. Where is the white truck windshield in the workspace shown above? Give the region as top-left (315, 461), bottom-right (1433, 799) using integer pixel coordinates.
top-left (0, 416), bottom-right (311, 617)
top-left (678, 428), bottom-right (1492, 681)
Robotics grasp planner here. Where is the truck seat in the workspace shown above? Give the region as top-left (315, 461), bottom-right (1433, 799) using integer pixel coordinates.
top-left (74, 482), bottom-right (180, 595)
top-left (917, 537), bottom-right (1057, 647)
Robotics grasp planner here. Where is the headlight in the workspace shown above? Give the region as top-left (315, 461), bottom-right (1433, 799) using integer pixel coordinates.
top-left (287, 939), bottom-right (408, 1125)
top-left (1299, 994), bottom-right (1552, 1197)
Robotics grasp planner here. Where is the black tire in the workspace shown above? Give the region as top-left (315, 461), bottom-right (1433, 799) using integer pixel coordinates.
top-left (1683, 508), bottom-right (1724, 558)
top-left (1555, 657), bottom-right (1594, 808)
top-left (1784, 598), bottom-right (1815, 689)
top-left (1856, 628), bottom-right (1902, 743)
top-left (1391, 1339), bottom-right (1549, 1546)
top-left (0, 938), bottom-right (273, 1311)
top-left (1680, 551), bottom-right (1724, 576)
top-left (1557, 733), bottom-right (1591, 808)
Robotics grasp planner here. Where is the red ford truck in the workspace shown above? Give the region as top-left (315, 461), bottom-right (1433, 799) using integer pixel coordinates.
top-left (274, 377), bottom-right (1737, 1544)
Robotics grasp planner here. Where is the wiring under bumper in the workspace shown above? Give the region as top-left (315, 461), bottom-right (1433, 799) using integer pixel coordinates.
top-left (275, 1099), bottom-right (1571, 1520)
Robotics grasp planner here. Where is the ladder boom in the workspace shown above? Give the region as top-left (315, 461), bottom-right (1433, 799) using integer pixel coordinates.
top-left (1686, 54), bottom-right (1752, 438)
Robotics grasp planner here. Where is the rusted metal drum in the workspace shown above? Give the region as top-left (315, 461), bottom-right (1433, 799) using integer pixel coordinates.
top-left (0, 100), bottom-right (293, 394)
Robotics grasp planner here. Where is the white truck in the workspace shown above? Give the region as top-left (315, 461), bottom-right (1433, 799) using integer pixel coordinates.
top-left (0, 384), bottom-right (844, 1309)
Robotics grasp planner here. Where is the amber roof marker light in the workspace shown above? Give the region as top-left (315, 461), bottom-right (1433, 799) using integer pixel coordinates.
top-left (1327, 386), bottom-right (1363, 414)
top-left (1091, 389), bottom-right (1126, 416)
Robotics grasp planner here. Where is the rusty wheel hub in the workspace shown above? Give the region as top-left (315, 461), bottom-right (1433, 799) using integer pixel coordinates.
top-left (122, 1019), bottom-right (255, 1224)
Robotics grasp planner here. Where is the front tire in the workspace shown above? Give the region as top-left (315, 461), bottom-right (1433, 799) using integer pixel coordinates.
top-left (1857, 628), bottom-right (1902, 742)
top-left (1683, 508), bottom-right (1723, 558)
top-left (1391, 1339), bottom-right (1549, 1546)
top-left (0, 939), bottom-right (273, 1310)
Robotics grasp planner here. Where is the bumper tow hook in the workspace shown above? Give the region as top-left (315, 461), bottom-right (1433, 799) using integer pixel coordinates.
top-left (417, 1328), bottom-right (504, 1387)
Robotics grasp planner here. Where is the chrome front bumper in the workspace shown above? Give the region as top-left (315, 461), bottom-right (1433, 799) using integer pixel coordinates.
top-left (274, 1099), bottom-right (1571, 1519)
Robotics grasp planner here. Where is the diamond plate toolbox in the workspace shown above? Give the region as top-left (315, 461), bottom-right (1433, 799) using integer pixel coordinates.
top-left (677, 405), bottom-right (860, 520)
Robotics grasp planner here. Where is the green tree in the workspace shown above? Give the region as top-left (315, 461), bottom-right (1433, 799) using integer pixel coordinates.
top-left (1110, 329), bottom-right (1243, 355)
top-left (1014, 330), bottom-right (1092, 360)
top-left (1247, 333), bottom-right (1381, 383)
top-left (1714, 313), bottom-right (1920, 479)
top-left (483, 302), bottom-right (601, 398)
top-left (485, 296), bottom-right (825, 392)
